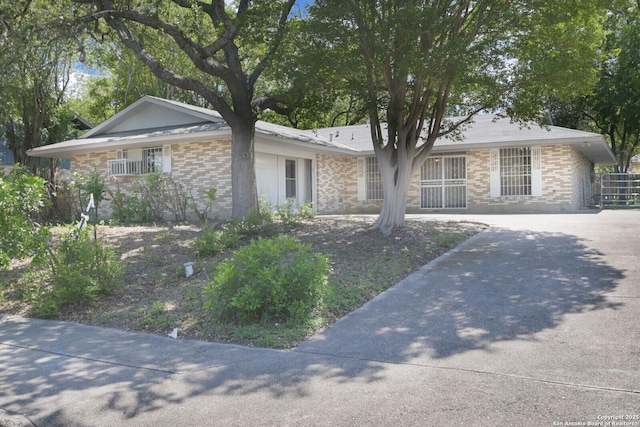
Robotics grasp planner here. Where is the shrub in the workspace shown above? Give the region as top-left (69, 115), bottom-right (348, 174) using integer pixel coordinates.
top-left (72, 165), bottom-right (107, 219)
top-left (0, 165), bottom-right (52, 269)
top-left (41, 228), bottom-right (124, 316)
top-left (229, 204), bottom-right (278, 238)
top-left (194, 225), bottom-right (242, 256)
top-left (275, 199), bottom-right (314, 229)
top-left (205, 236), bottom-right (329, 323)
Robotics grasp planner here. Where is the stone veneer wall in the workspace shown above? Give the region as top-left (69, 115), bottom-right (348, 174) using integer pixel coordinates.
top-left (70, 139), bottom-right (233, 221)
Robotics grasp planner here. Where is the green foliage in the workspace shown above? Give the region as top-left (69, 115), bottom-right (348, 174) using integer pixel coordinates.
top-left (108, 173), bottom-right (163, 223)
top-left (108, 172), bottom-right (193, 223)
top-left (72, 165), bottom-right (107, 219)
top-left (193, 187), bottom-right (218, 220)
top-left (45, 228), bottom-right (124, 315)
top-left (194, 199), bottom-right (314, 256)
top-left (205, 236), bottom-right (329, 324)
top-left (0, 3), bottom-right (79, 175)
top-left (228, 200), bottom-right (279, 238)
top-left (0, 166), bottom-right (52, 269)
top-left (275, 199), bottom-right (314, 229)
top-left (194, 225), bottom-right (242, 256)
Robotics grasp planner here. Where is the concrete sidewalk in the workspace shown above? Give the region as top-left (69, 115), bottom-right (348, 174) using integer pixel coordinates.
top-left (1, 211), bottom-right (639, 426)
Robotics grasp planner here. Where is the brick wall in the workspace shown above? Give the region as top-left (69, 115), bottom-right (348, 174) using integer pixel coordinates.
top-left (465, 145), bottom-right (589, 212)
top-left (70, 139), bottom-right (233, 221)
top-left (70, 141), bottom-right (592, 219)
top-left (171, 140), bottom-right (233, 219)
top-left (316, 154), bottom-right (362, 213)
top-left (570, 147), bottom-right (594, 209)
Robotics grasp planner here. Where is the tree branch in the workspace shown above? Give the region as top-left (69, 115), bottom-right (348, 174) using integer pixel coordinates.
top-left (249, 0), bottom-right (296, 87)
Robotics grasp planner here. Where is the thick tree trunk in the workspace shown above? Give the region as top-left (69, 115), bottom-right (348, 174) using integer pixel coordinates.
top-left (230, 120), bottom-right (258, 219)
top-left (373, 151), bottom-right (416, 234)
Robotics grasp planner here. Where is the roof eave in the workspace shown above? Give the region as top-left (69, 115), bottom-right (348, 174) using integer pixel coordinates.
top-left (27, 129), bottom-right (233, 158)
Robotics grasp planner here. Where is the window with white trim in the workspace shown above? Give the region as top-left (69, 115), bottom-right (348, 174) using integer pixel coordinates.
top-left (500, 147), bottom-right (531, 196)
top-left (285, 159), bottom-right (296, 198)
top-left (108, 146), bottom-right (165, 176)
top-left (490, 146), bottom-right (542, 197)
top-left (366, 156), bottom-right (384, 200)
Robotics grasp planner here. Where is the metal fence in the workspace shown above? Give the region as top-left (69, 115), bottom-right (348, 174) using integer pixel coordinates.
top-left (600, 173), bottom-right (640, 208)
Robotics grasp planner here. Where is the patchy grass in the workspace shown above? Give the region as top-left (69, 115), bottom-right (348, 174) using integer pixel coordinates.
top-left (0, 217), bottom-right (485, 348)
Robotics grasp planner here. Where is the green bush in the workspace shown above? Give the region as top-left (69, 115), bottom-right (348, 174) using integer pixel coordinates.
top-left (0, 165), bottom-right (51, 269)
top-left (40, 228), bottom-right (124, 316)
top-left (275, 199), bottom-right (314, 229)
top-left (72, 165), bottom-right (107, 219)
top-left (205, 236), bottom-right (329, 323)
top-left (194, 225), bottom-right (242, 256)
top-left (229, 205), bottom-right (278, 238)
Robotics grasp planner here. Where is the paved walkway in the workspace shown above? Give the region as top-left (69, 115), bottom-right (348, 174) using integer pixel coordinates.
top-left (1, 211), bottom-right (639, 426)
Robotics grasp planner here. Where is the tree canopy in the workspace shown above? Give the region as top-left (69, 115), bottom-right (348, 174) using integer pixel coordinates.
top-left (551, 1), bottom-right (640, 172)
top-left (68, 0), bottom-right (297, 217)
top-left (305, 0), bottom-right (612, 232)
top-left (0, 1), bottom-right (78, 175)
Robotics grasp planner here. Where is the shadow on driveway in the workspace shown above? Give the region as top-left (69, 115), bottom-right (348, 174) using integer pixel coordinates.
top-left (0, 226), bottom-right (631, 425)
top-left (297, 228), bottom-right (625, 361)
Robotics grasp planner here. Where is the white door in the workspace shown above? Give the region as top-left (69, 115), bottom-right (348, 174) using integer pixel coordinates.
top-left (255, 153), bottom-right (279, 205)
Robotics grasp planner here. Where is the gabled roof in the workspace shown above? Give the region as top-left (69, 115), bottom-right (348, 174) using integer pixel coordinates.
top-left (312, 115), bottom-right (617, 165)
top-left (28, 96), bottom-right (617, 165)
top-left (28, 96), bottom-right (351, 158)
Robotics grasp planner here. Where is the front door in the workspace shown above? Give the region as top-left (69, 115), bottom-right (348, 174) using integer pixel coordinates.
top-left (255, 153), bottom-right (313, 207)
top-left (420, 154), bottom-right (467, 209)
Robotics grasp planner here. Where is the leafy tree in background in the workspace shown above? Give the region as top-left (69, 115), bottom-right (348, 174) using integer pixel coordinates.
top-left (67, 0), bottom-right (297, 218)
top-left (0, 1), bottom-right (78, 177)
top-left (68, 29), bottom-right (213, 125)
top-left (306, 0), bottom-right (612, 233)
top-left (550, 1), bottom-right (640, 173)
top-left (0, 166), bottom-right (52, 269)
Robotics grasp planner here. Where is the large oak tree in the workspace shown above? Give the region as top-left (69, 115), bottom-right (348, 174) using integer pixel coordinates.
top-left (71, 0), bottom-right (296, 218)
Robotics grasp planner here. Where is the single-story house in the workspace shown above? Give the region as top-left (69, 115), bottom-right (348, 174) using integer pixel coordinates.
top-left (28, 96), bottom-right (617, 219)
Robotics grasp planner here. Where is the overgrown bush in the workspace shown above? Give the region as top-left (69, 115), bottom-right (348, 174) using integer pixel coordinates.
top-left (275, 199), bottom-right (314, 229)
top-left (72, 165), bottom-right (107, 219)
top-left (0, 165), bottom-right (52, 269)
top-left (194, 225), bottom-right (242, 256)
top-left (35, 228), bottom-right (124, 318)
top-left (228, 203), bottom-right (278, 238)
top-left (108, 174), bottom-right (162, 223)
top-left (204, 236), bottom-right (329, 323)
top-left (108, 172), bottom-right (192, 223)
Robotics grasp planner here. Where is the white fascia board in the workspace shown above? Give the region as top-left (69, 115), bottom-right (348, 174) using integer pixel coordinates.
top-left (256, 131), bottom-right (357, 156)
top-left (80, 96), bottom-right (223, 139)
top-left (28, 129), bottom-right (232, 158)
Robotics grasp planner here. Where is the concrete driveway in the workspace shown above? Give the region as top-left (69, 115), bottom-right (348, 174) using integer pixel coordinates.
top-left (1, 211), bottom-right (639, 426)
